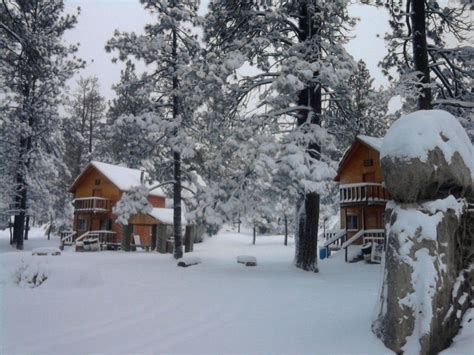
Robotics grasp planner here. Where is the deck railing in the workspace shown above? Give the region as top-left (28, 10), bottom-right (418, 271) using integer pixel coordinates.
top-left (339, 183), bottom-right (390, 205)
top-left (76, 230), bottom-right (117, 247)
top-left (73, 197), bottom-right (111, 213)
top-left (341, 229), bottom-right (386, 249)
top-left (60, 231), bottom-right (77, 246)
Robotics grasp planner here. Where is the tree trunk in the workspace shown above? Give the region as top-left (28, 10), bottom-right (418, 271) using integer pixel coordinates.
top-left (294, 2), bottom-right (321, 271)
top-left (171, 24), bottom-right (183, 259)
top-left (411, 0), bottom-right (432, 110)
top-left (24, 215), bottom-right (30, 240)
top-left (253, 225), bottom-right (256, 245)
top-left (121, 224), bottom-right (132, 251)
top-left (284, 214), bottom-right (288, 246)
top-left (13, 144), bottom-right (28, 250)
top-left (295, 193), bottom-right (320, 272)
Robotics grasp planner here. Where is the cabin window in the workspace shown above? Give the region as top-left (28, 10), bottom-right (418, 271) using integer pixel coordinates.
top-left (363, 159), bottom-right (373, 166)
top-left (78, 218), bottom-right (88, 231)
top-left (95, 178), bottom-right (101, 186)
top-left (346, 214), bottom-right (358, 230)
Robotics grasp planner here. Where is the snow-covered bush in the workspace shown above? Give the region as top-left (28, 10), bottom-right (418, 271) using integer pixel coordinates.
top-left (14, 259), bottom-right (49, 288)
top-left (113, 185), bottom-right (152, 225)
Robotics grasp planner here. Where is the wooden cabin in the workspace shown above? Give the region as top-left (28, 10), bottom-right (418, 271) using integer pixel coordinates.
top-left (64, 161), bottom-right (184, 250)
top-left (324, 135), bottom-right (390, 261)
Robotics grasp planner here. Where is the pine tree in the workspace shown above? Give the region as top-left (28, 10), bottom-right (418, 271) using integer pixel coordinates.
top-left (327, 60), bottom-right (391, 149)
top-left (102, 61), bottom-right (155, 168)
top-left (106, 0), bottom-right (203, 259)
top-left (0, 0), bottom-right (83, 249)
top-left (204, 0), bottom-right (356, 271)
top-left (382, 0), bottom-right (473, 118)
top-left (64, 76), bottom-right (106, 181)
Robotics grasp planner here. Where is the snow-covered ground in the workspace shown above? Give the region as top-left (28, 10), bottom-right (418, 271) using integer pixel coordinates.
top-left (0, 227), bottom-right (472, 354)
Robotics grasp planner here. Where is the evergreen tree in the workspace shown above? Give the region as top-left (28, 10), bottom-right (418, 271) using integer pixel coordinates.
top-left (106, 0), bottom-right (203, 259)
top-left (327, 60), bottom-right (391, 149)
top-left (204, 0), bottom-right (356, 271)
top-left (64, 76), bottom-right (106, 181)
top-left (382, 0), bottom-right (473, 120)
top-left (0, 0), bottom-right (83, 249)
top-left (102, 61), bottom-right (155, 168)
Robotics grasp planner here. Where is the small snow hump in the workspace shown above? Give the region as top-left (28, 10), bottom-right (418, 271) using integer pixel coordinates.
top-left (177, 256), bottom-right (202, 268)
top-left (236, 255), bottom-right (257, 267)
top-left (32, 247), bottom-right (61, 256)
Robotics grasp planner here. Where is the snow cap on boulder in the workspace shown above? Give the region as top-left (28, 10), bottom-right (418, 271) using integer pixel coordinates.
top-left (381, 110), bottom-right (474, 202)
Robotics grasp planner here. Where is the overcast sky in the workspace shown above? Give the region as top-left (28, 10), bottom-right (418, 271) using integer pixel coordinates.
top-left (64, 0), bottom-right (392, 101)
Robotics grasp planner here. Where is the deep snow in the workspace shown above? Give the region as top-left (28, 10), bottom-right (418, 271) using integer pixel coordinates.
top-left (0, 227), bottom-right (472, 354)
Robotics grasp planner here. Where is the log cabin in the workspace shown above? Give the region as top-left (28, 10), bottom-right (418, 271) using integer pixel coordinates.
top-left (323, 135), bottom-right (390, 261)
top-left (63, 161), bottom-right (185, 251)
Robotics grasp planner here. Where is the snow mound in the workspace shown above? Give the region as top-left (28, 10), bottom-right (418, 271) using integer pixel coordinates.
top-left (11, 257), bottom-right (103, 289)
top-left (14, 259), bottom-right (49, 288)
top-left (381, 110), bottom-right (474, 178)
top-left (32, 247), bottom-right (61, 256)
top-left (177, 257), bottom-right (202, 267)
top-left (236, 255), bottom-right (257, 266)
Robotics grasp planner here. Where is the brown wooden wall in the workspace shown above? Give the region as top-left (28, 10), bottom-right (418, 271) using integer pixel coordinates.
top-left (337, 142), bottom-right (383, 184)
top-left (71, 166), bottom-right (166, 245)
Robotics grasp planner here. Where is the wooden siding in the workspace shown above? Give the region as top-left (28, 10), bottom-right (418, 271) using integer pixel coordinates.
top-left (337, 142), bottom-right (384, 184)
top-left (71, 165), bottom-right (167, 245)
top-left (337, 139), bottom-right (387, 245)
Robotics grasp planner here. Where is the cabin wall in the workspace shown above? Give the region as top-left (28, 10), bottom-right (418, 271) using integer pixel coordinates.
top-left (148, 195), bottom-right (165, 208)
top-left (72, 166), bottom-right (168, 246)
top-left (338, 143), bottom-right (383, 184)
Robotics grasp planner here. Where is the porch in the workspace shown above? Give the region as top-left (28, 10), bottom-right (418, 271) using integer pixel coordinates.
top-left (339, 183), bottom-right (390, 206)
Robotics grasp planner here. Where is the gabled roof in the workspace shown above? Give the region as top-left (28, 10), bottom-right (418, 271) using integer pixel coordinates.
top-left (334, 135), bottom-right (383, 181)
top-left (70, 161), bottom-right (166, 197)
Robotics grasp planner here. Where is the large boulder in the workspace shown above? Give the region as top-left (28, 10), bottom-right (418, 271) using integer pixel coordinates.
top-left (373, 196), bottom-right (472, 354)
top-left (381, 110), bottom-right (474, 203)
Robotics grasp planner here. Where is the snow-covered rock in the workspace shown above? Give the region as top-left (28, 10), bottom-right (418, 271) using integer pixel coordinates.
top-left (373, 197), bottom-right (472, 354)
top-left (236, 255), bottom-right (257, 266)
top-left (381, 110), bottom-right (474, 202)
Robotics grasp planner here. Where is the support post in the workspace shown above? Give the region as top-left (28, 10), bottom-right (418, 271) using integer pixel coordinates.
top-left (151, 224), bottom-right (157, 251)
top-left (157, 224), bottom-right (168, 254)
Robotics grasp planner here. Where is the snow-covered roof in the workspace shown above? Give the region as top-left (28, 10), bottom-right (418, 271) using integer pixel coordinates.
top-left (357, 135), bottom-right (383, 152)
top-left (148, 208), bottom-right (187, 226)
top-left (71, 161), bottom-right (165, 197)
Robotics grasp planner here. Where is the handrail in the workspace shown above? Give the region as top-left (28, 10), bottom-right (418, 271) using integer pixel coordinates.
top-left (323, 229), bottom-right (347, 248)
top-left (73, 197), bottom-right (111, 212)
top-left (339, 182), bottom-right (384, 188)
top-left (341, 229), bottom-right (365, 249)
top-left (341, 229), bottom-right (385, 249)
top-left (73, 197), bottom-right (110, 201)
top-left (339, 183), bottom-right (390, 204)
top-left (59, 231), bottom-right (77, 246)
top-left (76, 230), bottom-right (116, 243)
